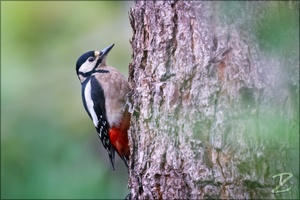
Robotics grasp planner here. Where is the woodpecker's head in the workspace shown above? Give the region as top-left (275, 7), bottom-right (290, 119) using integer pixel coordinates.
top-left (76, 44), bottom-right (114, 82)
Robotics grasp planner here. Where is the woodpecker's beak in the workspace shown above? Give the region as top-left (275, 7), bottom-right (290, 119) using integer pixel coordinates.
top-left (100, 44), bottom-right (114, 58)
top-left (94, 44), bottom-right (114, 67)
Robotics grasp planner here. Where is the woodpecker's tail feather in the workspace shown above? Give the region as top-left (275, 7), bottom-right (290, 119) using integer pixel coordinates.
top-left (121, 156), bottom-right (129, 170)
top-left (108, 148), bottom-right (116, 171)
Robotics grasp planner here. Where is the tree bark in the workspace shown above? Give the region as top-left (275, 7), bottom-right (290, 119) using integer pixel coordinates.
top-left (128, 1), bottom-right (299, 199)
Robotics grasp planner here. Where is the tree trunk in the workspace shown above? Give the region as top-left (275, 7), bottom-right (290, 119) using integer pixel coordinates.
top-left (128, 1), bottom-right (299, 199)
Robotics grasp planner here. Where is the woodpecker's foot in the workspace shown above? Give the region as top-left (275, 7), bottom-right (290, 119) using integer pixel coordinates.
top-left (124, 91), bottom-right (134, 114)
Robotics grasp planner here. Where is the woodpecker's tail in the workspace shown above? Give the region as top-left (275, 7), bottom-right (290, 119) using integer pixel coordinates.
top-left (121, 156), bottom-right (129, 170)
top-left (108, 148), bottom-right (116, 171)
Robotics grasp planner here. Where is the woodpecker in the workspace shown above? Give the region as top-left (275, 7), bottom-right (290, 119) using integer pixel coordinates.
top-left (75, 44), bottom-right (131, 170)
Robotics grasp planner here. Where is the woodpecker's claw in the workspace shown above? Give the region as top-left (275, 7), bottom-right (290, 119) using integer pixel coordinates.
top-left (124, 91), bottom-right (134, 114)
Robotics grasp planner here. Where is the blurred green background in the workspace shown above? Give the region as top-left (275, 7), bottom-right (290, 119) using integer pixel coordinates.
top-left (1, 1), bottom-right (133, 199)
top-left (1, 1), bottom-right (299, 199)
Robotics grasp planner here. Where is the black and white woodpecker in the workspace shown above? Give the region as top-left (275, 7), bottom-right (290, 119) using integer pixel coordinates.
top-left (75, 44), bottom-right (131, 170)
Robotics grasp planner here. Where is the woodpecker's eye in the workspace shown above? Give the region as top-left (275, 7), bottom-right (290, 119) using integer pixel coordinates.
top-left (88, 57), bottom-right (95, 62)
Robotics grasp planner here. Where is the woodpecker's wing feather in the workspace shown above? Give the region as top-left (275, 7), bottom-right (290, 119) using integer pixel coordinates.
top-left (93, 67), bottom-right (131, 170)
top-left (89, 76), bottom-right (117, 170)
top-left (90, 76), bottom-right (106, 122)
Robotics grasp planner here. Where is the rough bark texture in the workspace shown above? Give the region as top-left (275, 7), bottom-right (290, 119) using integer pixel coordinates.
top-left (128, 1), bottom-right (299, 199)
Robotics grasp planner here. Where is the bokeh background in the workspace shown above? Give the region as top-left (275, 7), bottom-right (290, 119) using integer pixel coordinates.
top-left (1, 1), bottom-right (299, 199)
top-left (1, 1), bottom-right (133, 199)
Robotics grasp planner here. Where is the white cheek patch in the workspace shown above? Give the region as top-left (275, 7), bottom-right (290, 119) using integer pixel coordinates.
top-left (79, 60), bottom-right (96, 73)
top-left (84, 80), bottom-right (99, 127)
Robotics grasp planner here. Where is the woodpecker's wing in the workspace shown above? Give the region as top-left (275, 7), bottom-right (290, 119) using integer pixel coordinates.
top-left (96, 115), bottom-right (116, 170)
top-left (82, 76), bottom-right (116, 170)
top-left (92, 67), bottom-right (131, 170)
top-left (90, 76), bottom-right (116, 170)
